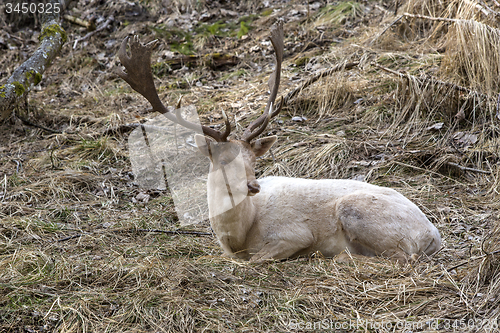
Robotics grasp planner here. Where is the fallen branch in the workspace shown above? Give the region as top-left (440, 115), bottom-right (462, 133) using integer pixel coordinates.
top-left (153, 53), bottom-right (239, 72)
top-left (73, 16), bottom-right (114, 49)
top-left (0, 0), bottom-right (66, 121)
top-left (446, 162), bottom-right (491, 175)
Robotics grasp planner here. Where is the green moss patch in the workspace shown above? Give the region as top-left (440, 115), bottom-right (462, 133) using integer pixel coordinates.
top-left (12, 82), bottom-right (25, 96)
top-left (39, 23), bottom-right (67, 43)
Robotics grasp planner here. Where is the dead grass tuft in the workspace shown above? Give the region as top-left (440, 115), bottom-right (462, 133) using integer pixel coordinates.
top-left (286, 75), bottom-right (356, 120)
top-left (442, 19), bottom-right (500, 96)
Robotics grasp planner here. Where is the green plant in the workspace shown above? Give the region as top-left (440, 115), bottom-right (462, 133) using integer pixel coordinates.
top-left (238, 21), bottom-right (251, 39)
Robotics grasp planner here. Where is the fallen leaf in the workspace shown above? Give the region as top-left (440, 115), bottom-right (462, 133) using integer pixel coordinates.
top-left (427, 122), bottom-right (444, 131)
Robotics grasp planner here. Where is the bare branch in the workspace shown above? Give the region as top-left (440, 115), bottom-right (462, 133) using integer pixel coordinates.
top-left (73, 15), bottom-right (114, 49)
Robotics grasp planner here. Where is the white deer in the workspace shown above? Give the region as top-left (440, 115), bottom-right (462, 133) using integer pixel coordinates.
top-left (117, 22), bottom-right (441, 263)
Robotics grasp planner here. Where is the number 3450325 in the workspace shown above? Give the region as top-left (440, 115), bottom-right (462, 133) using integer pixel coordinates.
top-left (5, 3), bottom-right (61, 14)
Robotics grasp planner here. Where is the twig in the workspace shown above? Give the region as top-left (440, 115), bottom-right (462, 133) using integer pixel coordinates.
top-left (447, 250), bottom-right (500, 272)
top-left (15, 112), bottom-right (62, 134)
top-left (63, 14), bottom-right (96, 30)
top-left (57, 234), bottom-right (83, 242)
top-left (370, 15), bottom-right (403, 45)
top-left (56, 228), bottom-right (211, 242)
top-left (402, 12), bottom-right (459, 23)
top-left (446, 162), bottom-right (491, 175)
top-left (73, 16), bottom-right (114, 49)
top-left (470, 0), bottom-right (500, 18)
top-left (137, 228), bottom-right (211, 236)
top-left (496, 93), bottom-right (500, 121)
top-left (276, 62), bottom-right (359, 110)
top-left (102, 122), bottom-right (196, 136)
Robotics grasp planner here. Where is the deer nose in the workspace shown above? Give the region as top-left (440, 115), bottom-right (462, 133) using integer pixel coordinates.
top-left (247, 180), bottom-right (260, 195)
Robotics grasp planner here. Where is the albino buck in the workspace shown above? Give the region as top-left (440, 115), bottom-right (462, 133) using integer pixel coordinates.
top-left (117, 22), bottom-right (441, 263)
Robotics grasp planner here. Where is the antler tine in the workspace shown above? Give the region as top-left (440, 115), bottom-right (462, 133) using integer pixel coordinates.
top-left (271, 96), bottom-right (284, 118)
top-left (242, 20), bottom-right (284, 143)
top-left (242, 102), bottom-right (273, 142)
top-left (221, 110), bottom-right (231, 141)
top-left (116, 36), bottom-right (228, 141)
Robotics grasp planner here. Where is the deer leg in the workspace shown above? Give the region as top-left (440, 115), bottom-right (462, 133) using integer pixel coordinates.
top-left (335, 191), bottom-right (422, 260)
top-left (249, 238), bottom-right (312, 263)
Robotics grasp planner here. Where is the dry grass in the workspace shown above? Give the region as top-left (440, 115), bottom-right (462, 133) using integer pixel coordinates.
top-left (1, 0), bottom-right (500, 331)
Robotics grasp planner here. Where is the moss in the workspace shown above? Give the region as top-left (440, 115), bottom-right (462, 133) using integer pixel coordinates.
top-left (34, 72), bottom-right (43, 85)
top-left (39, 23), bottom-right (67, 44)
top-left (0, 85), bottom-right (6, 98)
top-left (25, 70), bottom-right (43, 86)
top-left (295, 56), bottom-right (310, 66)
top-left (261, 8), bottom-right (274, 16)
top-left (12, 82), bottom-right (25, 96)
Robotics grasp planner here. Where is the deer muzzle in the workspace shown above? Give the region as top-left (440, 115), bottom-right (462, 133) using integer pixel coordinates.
top-left (247, 180), bottom-right (260, 196)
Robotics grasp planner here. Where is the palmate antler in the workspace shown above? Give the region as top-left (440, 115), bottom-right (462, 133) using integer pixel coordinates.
top-left (116, 20), bottom-right (284, 143)
top-left (116, 36), bottom-right (230, 142)
top-left (241, 20), bottom-right (284, 143)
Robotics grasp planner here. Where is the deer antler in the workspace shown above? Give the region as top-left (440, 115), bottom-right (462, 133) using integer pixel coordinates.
top-left (116, 36), bottom-right (230, 142)
top-left (242, 21), bottom-right (284, 143)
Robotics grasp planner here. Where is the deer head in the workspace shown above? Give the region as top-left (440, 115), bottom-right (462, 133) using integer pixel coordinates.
top-left (117, 21), bottom-right (284, 199)
top-left (195, 21), bottom-right (284, 199)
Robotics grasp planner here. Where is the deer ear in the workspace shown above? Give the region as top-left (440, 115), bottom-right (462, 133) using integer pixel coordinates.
top-left (251, 136), bottom-right (277, 157)
top-left (194, 134), bottom-right (215, 158)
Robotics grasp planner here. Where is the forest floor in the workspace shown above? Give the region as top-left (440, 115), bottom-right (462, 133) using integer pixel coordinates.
top-left (1, 0), bottom-right (500, 332)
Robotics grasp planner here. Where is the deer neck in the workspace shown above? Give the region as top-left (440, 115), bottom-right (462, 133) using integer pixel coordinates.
top-left (206, 177), bottom-right (257, 255)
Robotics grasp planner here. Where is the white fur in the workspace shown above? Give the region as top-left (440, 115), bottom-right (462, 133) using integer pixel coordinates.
top-left (196, 135), bottom-right (442, 263)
